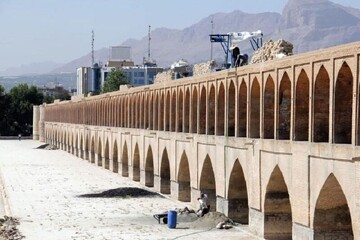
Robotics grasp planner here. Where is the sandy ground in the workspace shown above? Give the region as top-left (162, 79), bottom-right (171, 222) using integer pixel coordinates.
top-left (0, 140), bottom-right (262, 240)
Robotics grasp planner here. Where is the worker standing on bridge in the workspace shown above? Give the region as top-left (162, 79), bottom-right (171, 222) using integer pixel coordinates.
top-left (230, 44), bottom-right (240, 67)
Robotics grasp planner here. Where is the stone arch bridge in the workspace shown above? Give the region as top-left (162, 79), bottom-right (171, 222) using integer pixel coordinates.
top-left (34, 42), bottom-right (360, 239)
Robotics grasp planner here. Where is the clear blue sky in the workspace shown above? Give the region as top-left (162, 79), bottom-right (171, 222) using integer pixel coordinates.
top-left (0, 0), bottom-right (359, 71)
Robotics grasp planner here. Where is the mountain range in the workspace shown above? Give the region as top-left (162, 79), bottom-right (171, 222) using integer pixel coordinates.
top-left (4, 0), bottom-right (360, 75)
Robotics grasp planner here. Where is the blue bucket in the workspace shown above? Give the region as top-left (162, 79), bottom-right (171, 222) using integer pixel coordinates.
top-left (167, 210), bottom-right (177, 229)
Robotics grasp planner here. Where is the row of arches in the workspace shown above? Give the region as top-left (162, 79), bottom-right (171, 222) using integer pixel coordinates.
top-left (45, 128), bottom-right (354, 239)
top-left (45, 62), bottom-right (356, 144)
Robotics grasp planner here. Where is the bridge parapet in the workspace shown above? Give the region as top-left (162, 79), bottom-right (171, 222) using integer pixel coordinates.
top-left (38, 41), bottom-right (360, 239)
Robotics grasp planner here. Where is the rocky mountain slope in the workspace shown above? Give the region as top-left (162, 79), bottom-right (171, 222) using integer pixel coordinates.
top-left (53, 0), bottom-right (360, 73)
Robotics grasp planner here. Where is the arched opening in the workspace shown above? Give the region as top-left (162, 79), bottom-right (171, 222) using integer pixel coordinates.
top-left (208, 85), bottom-right (215, 135)
top-left (153, 93), bottom-right (158, 131)
top-left (199, 155), bottom-right (216, 211)
top-left (121, 142), bottom-right (129, 177)
top-left (177, 90), bottom-right (183, 132)
top-left (250, 78), bottom-right (260, 138)
top-left (125, 97), bottom-right (129, 128)
top-left (90, 137), bottom-right (95, 163)
top-left (228, 160), bottom-right (248, 224)
top-left (278, 73), bottom-right (291, 140)
top-left (145, 146), bottom-right (154, 187)
top-left (159, 93), bottom-right (164, 131)
top-left (136, 95), bottom-right (141, 128)
top-left (80, 136), bottom-right (84, 159)
top-left (191, 88), bottom-right (198, 133)
top-left (148, 94), bottom-right (153, 130)
top-left (334, 62), bottom-right (353, 144)
top-left (314, 174), bottom-right (353, 239)
top-left (97, 139), bottom-right (102, 167)
top-left (160, 149), bottom-right (171, 194)
top-left (112, 141), bottom-right (118, 173)
top-left (165, 91), bottom-right (170, 131)
top-left (314, 66), bottom-right (330, 142)
top-left (171, 92), bottom-right (177, 132)
top-left (217, 83), bottom-right (225, 136)
top-left (264, 76), bottom-right (275, 139)
top-left (264, 166), bottom-right (292, 240)
top-left (132, 143), bottom-right (140, 181)
top-left (228, 81), bottom-right (236, 137)
top-left (85, 135), bottom-right (89, 160)
top-left (178, 152), bottom-right (191, 202)
top-left (199, 87), bottom-right (206, 134)
top-left (184, 89), bottom-right (190, 133)
top-left (104, 139), bottom-right (110, 170)
top-left (144, 95), bottom-right (148, 129)
top-left (238, 80), bottom-right (247, 137)
top-left (295, 70), bottom-right (309, 141)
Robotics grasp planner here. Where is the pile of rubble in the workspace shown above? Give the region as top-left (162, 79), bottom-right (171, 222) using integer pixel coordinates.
top-left (154, 70), bottom-right (173, 84)
top-left (250, 39), bottom-right (293, 64)
top-left (193, 60), bottom-right (217, 77)
top-left (0, 216), bottom-right (24, 240)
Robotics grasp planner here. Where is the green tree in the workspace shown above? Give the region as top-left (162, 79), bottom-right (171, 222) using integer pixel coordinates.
top-left (0, 85), bottom-right (12, 136)
top-left (8, 84), bottom-right (44, 136)
top-left (101, 68), bottom-right (128, 93)
top-left (54, 91), bottom-right (71, 101)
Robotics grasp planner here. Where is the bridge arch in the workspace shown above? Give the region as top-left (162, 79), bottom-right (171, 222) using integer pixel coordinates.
top-left (238, 79), bottom-right (247, 137)
top-left (228, 80), bottom-right (236, 136)
top-left (145, 145), bottom-right (154, 187)
top-left (184, 88), bottom-right (190, 133)
top-left (200, 155), bottom-right (216, 211)
top-left (112, 140), bottom-right (118, 173)
top-left (165, 91), bottom-right (170, 131)
top-left (90, 136), bottom-right (95, 164)
top-left (171, 90), bottom-right (177, 132)
top-left (313, 66), bottom-right (330, 142)
top-left (97, 137), bottom-right (102, 167)
top-left (153, 93), bottom-right (158, 131)
top-left (334, 62), bottom-right (353, 144)
top-left (199, 86), bottom-right (206, 134)
top-left (160, 148), bottom-right (171, 194)
top-left (159, 92), bottom-right (164, 131)
top-left (79, 135), bottom-right (83, 159)
top-left (313, 173), bottom-right (353, 239)
top-left (104, 138), bottom-right (110, 170)
top-left (217, 82), bottom-right (225, 136)
top-left (250, 77), bottom-right (260, 138)
top-left (278, 72), bottom-right (291, 140)
top-left (178, 89), bottom-right (184, 132)
top-left (264, 165), bottom-right (292, 239)
top-left (264, 76), bottom-right (275, 139)
top-left (208, 84), bottom-right (215, 135)
top-left (227, 159), bottom-right (248, 224)
top-left (295, 70), bottom-right (309, 141)
top-left (191, 87), bottom-right (198, 134)
top-left (121, 141), bottom-right (129, 177)
top-left (132, 143), bottom-right (140, 181)
top-left (84, 134), bottom-right (89, 160)
top-left (178, 151), bottom-right (191, 202)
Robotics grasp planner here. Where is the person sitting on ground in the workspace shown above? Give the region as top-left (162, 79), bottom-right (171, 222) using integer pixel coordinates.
top-left (196, 193), bottom-right (209, 217)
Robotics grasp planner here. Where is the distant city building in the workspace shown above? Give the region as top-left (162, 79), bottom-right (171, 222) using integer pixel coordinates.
top-left (76, 46), bottom-right (162, 95)
top-left (110, 46), bottom-right (132, 61)
top-left (38, 83), bottom-right (68, 97)
top-left (101, 66), bottom-right (163, 87)
top-left (76, 67), bottom-right (89, 95)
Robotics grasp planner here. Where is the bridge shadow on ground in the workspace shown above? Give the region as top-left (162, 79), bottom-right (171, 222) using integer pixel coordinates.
top-left (77, 187), bottom-right (164, 198)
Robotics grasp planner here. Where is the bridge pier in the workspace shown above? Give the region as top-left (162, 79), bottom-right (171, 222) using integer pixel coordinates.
top-left (292, 223), bottom-right (314, 240)
top-left (249, 208), bottom-right (265, 238)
